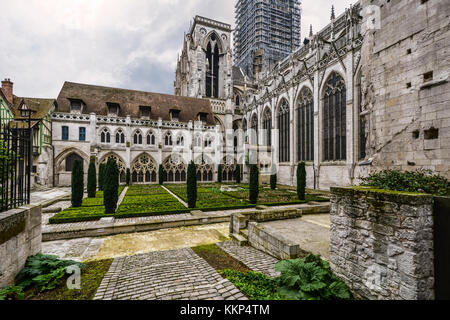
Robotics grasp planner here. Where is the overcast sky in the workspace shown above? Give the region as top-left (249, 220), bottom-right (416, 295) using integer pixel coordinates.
top-left (0, 0), bottom-right (356, 99)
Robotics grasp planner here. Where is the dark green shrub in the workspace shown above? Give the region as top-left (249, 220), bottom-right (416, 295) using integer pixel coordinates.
top-left (87, 161), bottom-right (97, 198)
top-left (98, 163), bottom-right (106, 191)
top-left (218, 164), bottom-right (223, 183)
top-left (297, 162), bottom-right (306, 200)
top-left (361, 169), bottom-right (450, 196)
top-left (0, 286), bottom-right (24, 300)
top-left (235, 164), bottom-right (241, 184)
top-left (270, 174), bottom-right (277, 190)
top-left (249, 164), bottom-right (259, 204)
top-left (103, 158), bottom-right (119, 214)
top-left (187, 161), bottom-right (197, 208)
top-left (275, 254), bottom-right (352, 300)
top-left (126, 168), bottom-right (131, 186)
top-left (71, 160), bottom-right (84, 207)
top-left (159, 164), bottom-right (164, 185)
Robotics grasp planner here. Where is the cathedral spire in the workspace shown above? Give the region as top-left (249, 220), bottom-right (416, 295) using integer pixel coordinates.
top-left (309, 24), bottom-right (313, 38)
top-left (331, 5), bottom-right (335, 21)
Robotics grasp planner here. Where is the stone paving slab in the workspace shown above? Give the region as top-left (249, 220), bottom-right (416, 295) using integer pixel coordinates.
top-left (217, 241), bottom-right (281, 278)
top-left (94, 248), bottom-right (247, 300)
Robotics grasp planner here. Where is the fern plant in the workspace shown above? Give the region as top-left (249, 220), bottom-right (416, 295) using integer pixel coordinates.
top-left (0, 286), bottom-right (24, 300)
top-left (274, 254), bottom-right (352, 300)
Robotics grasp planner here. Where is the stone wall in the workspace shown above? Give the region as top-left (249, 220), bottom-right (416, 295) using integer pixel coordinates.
top-left (0, 205), bottom-right (42, 287)
top-left (330, 187), bottom-right (434, 300)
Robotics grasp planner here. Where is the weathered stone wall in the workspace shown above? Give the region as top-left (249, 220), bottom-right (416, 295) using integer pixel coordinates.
top-left (0, 205), bottom-right (42, 287)
top-left (330, 187), bottom-right (434, 300)
top-left (360, 0), bottom-right (450, 179)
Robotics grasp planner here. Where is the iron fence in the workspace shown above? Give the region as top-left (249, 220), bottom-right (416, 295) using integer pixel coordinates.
top-left (0, 112), bottom-right (32, 212)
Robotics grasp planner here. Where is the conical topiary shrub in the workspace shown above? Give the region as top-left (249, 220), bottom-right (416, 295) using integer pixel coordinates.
top-left (104, 158), bottom-right (119, 214)
top-left (235, 164), bottom-right (241, 184)
top-left (71, 160), bottom-right (84, 208)
top-left (270, 164), bottom-right (277, 190)
top-left (297, 162), bottom-right (306, 200)
top-left (218, 164), bottom-right (223, 183)
top-left (159, 164), bottom-right (164, 185)
top-left (249, 164), bottom-right (259, 204)
top-left (87, 160), bottom-right (97, 198)
top-left (98, 163), bottom-right (106, 191)
top-left (126, 168), bottom-right (131, 186)
top-left (187, 161), bottom-right (197, 209)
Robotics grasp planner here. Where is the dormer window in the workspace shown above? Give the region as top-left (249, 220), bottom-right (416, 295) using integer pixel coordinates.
top-left (140, 106), bottom-right (151, 118)
top-left (197, 112), bottom-right (208, 123)
top-left (69, 99), bottom-right (83, 114)
top-left (107, 102), bottom-right (120, 117)
top-left (170, 108), bottom-right (181, 122)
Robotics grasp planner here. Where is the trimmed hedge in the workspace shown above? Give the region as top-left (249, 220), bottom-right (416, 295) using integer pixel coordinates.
top-left (187, 161), bottom-right (197, 208)
top-left (71, 160), bottom-right (84, 208)
top-left (235, 164), bottom-right (241, 184)
top-left (103, 158), bottom-right (119, 214)
top-left (87, 161), bottom-right (97, 198)
top-left (126, 168), bottom-right (131, 186)
top-left (297, 162), bottom-right (306, 201)
top-left (218, 164), bottom-right (223, 183)
top-left (98, 163), bottom-right (106, 191)
top-left (159, 164), bottom-right (164, 185)
top-left (249, 164), bottom-right (259, 204)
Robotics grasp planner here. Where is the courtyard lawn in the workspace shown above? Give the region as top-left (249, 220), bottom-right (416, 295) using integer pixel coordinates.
top-left (164, 184), bottom-right (255, 211)
top-left (116, 185), bottom-right (190, 218)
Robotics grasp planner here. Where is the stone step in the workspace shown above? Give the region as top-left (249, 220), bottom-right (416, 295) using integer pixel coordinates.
top-left (239, 229), bottom-right (248, 238)
top-left (231, 233), bottom-right (248, 246)
top-left (300, 203), bottom-right (330, 215)
top-left (43, 207), bottom-right (62, 214)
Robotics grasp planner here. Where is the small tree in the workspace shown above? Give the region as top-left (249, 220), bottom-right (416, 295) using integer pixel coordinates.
top-left (98, 163), bottom-right (106, 191)
top-left (159, 164), bottom-right (164, 185)
top-left (126, 168), bottom-right (131, 186)
top-left (71, 160), bottom-right (84, 208)
top-left (187, 161), bottom-right (197, 209)
top-left (104, 159), bottom-right (119, 214)
top-left (87, 161), bottom-right (97, 198)
top-left (218, 164), bottom-right (223, 183)
top-left (235, 164), bottom-right (241, 184)
top-left (249, 164), bottom-right (259, 204)
top-left (297, 162), bottom-right (306, 200)
top-left (270, 164), bottom-right (277, 190)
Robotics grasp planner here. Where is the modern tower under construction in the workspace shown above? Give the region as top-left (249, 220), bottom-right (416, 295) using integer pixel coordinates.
top-left (234, 0), bottom-right (301, 78)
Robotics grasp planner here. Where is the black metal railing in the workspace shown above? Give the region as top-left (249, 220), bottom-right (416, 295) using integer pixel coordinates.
top-left (0, 114), bottom-right (32, 212)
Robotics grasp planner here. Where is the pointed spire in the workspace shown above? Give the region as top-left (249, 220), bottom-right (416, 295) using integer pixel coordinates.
top-left (309, 24), bottom-right (313, 38)
top-left (331, 5), bottom-right (335, 21)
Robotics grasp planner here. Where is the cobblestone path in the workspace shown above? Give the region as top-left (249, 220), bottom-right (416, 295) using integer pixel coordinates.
top-left (94, 248), bottom-right (247, 300)
top-left (217, 241), bottom-right (281, 278)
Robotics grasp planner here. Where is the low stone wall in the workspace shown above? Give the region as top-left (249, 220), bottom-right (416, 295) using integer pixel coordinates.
top-left (248, 222), bottom-right (304, 260)
top-left (330, 187), bottom-right (434, 300)
top-left (0, 205), bottom-right (42, 287)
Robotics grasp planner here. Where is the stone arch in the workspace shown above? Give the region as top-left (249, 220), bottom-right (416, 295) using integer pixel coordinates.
top-left (222, 156), bottom-right (237, 182)
top-left (203, 30), bottom-right (225, 53)
top-left (55, 147), bottom-right (90, 173)
top-left (131, 153), bottom-right (158, 183)
top-left (162, 154), bottom-right (187, 182)
top-left (100, 153), bottom-right (127, 183)
top-left (194, 155), bottom-right (214, 182)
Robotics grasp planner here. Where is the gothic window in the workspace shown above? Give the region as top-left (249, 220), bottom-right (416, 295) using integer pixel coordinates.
top-left (133, 130), bottom-right (143, 145)
top-left (176, 134), bottom-right (185, 146)
top-left (194, 134), bottom-right (202, 147)
top-left (262, 108), bottom-right (272, 146)
top-left (278, 99), bottom-right (290, 163)
top-left (195, 156), bottom-right (214, 182)
top-left (205, 37), bottom-right (220, 98)
top-left (204, 134), bottom-right (213, 148)
top-left (100, 128), bottom-right (110, 144)
top-left (147, 131), bottom-right (156, 146)
top-left (65, 153), bottom-right (83, 172)
top-left (250, 114), bottom-right (258, 145)
top-left (222, 157), bottom-right (236, 182)
top-left (162, 155), bottom-right (186, 182)
top-left (323, 72), bottom-right (346, 161)
top-left (164, 132), bottom-right (173, 146)
top-left (235, 95), bottom-right (240, 106)
top-left (297, 88), bottom-right (314, 161)
top-left (131, 154), bottom-right (157, 183)
top-left (233, 123), bottom-right (239, 152)
top-left (116, 129), bottom-right (125, 144)
top-left (101, 154), bottom-right (126, 183)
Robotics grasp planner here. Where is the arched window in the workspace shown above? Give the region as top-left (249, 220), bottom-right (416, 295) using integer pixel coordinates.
top-left (297, 88), bottom-right (314, 161)
top-left (278, 99), bottom-right (290, 162)
top-left (250, 114), bottom-right (258, 145)
top-left (176, 134), bottom-right (185, 146)
top-left (323, 72), bottom-right (346, 161)
top-left (195, 156), bottom-right (214, 182)
top-left (101, 154), bottom-right (126, 183)
top-left (205, 36), bottom-right (220, 98)
top-left (164, 132), bottom-right (173, 146)
top-left (204, 134), bottom-right (213, 148)
top-left (131, 154), bottom-right (157, 183)
top-left (116, 129), bottom-right (125, 144)
top-left (235, 95), bottom-right (240, 106)
top-left (133, 130), bottom-right (143, 145)
top-left (65, 153), bottom-right (83, 172)
top-left (222, 157), bottom-right (236, 182)
top-left (100, 128), bottom-right (110, 144)
top-left (262, 108), bottom-right (272, 146)
top-left (147, 131), bottom-right (156, 146)
top-left (194, 134), bottom-right (202, 147)
top-left (162, 155), bottom-right (186, 182)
